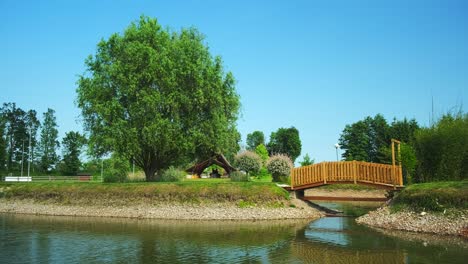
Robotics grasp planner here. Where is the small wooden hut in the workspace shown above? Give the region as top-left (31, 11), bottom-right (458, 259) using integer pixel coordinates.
top-left (186, 154), bottom-right (236, 178)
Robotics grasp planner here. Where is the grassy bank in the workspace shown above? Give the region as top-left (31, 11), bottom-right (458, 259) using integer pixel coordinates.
top-left (0, 181), bottom-right (289, 207)
top-left (392, 181), bottom-right (468, 212)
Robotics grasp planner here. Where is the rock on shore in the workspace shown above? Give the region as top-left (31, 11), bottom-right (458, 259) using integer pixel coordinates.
top-left (0, 199), bottom-right (323, 220)
top-left (356, 206), bottom-right (468, 237)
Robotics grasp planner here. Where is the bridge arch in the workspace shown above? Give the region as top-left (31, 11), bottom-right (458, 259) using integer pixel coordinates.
top-left (290, 161), bottom-right (404, 190)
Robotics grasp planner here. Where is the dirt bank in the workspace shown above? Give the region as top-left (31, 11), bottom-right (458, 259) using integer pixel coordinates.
top-left (0, 198), bottom-right (323, 220)
top-left (356, 206), bottom-right (468, 237)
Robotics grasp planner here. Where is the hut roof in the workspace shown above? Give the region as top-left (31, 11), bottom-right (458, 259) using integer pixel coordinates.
top-left (186, 154), bottom-right (236, 176)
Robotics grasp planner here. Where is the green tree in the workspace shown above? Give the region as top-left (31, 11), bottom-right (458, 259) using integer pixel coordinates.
top-left (299, 153), bottom-right (314, 166)
top-left (389, 118), bottom-right (419, 145)
top-left (1, 103), bottom-right (40, 173)
top-left (77, 16), bottom-right (240, 181)
top-left (414, 112), bottom-right (467, 182)
top-left (267, 127), bottom-right (302, 162)
top-left (255, 144), bottom-right (269, 165)
top-left (339, 119), bottom-right (370, 161)
top-left (37, 108), bottom-right (60, 173)
top-left (246, 131), bottom-right (265, 151)
top-left (61, 131), bottom-right (87, 175)
top-left (0, 115), bottom-right (6, 172)
top-left (339, 114), bottom-right (390, 163)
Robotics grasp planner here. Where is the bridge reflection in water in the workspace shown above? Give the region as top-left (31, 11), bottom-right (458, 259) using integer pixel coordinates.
top-left (292, 216), bottom-right (407, 264)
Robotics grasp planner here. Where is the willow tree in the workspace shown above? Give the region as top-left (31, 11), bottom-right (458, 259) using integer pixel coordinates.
top-left (77, 16), bottom-right (240, 181)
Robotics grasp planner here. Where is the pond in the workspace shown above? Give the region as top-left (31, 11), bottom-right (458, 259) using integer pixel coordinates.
top-left (1, 203), bottom-right (466, 263)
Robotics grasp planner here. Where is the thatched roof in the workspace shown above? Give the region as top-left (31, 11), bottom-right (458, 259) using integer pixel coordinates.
top-left (186, 154), bottom-right (236, 176)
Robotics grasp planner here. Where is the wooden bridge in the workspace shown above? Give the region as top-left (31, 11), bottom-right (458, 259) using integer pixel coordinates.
top-left (290, 161), bottom-right (404, 190)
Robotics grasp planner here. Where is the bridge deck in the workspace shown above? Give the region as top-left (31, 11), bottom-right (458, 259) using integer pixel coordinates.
top-left (290, 161), bottom-right (404, 190)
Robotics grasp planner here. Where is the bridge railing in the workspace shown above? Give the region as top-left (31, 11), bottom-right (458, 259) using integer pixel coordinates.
top-left (290, 161), bottom-right (403, 189)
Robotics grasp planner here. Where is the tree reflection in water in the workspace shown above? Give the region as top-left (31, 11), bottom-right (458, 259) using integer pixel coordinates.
top-left (0, 213), bottom-right (466, 264)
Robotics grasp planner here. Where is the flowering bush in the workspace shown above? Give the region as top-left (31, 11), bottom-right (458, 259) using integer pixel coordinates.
top-left (234, 151), bottom-right (262, 175)
top-left (267, 154), bottom-right (294, 182)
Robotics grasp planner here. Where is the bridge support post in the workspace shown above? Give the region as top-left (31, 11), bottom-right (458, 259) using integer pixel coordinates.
top-left (291, 190), bottom-right (305, 200)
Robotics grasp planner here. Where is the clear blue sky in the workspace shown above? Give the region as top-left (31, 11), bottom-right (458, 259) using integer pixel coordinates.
top-left (1, 0), bottom-right (467, 162)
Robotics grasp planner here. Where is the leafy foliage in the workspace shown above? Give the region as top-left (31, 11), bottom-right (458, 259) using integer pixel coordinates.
top-left (60, 131), bottom-right (87, 176)
top-left (299, 153), bottom-right (314, 166)
top-left (76, 16), bottom-right (240, 181)
top-left (37, 108), bottom-right (60, 173)
top-left (267, 127), bottom-right (301, 162)
top-left (103, 155), bottom-right (129, 183)
top-left (339, 114), bottom-right (391, 162)
top-left (414, 112), bottom-right (467, 182)
top-left (160, 167), bottom-right (186, 182)
top-left (267, 154), bottom-right (293, 182)
top-left (255, 144), bottom-right (269, 165)
top-left (338, 114), bottom-right (422, 183)
top-left (230, 171), bottom-right (249, 182)
top-left (0, 103), bottom-right (40, 173)
top-left (246, 131), bottom-right (265, 150)
top-left (234, 151), bottom-right (262, 175)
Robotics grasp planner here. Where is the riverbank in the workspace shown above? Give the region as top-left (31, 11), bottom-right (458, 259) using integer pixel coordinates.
top-left (0, 182), bottom-right (322, 220)
top-left (0, 199), bottom-right (322, 220)
top-left (356, 181), bottom-right (468, 237)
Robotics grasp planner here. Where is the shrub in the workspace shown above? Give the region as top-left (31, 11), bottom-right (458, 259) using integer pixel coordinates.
top-left (159, 167), bottom-right (186, 182)
top-left (251, 167), bottom-right (271, 179)
top-left (234, 151), bottom-right (262, 175)
top-left (230, 171), bottom-right (249, 182)
top-left (255, 144), bottom-right (269, 165)
top-left (267, 154), bottom-right (294, 182)
top-left (103, 156), bottom-right (129, 183)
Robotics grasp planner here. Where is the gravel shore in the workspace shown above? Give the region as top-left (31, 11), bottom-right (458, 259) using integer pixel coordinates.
top-left (356, 206), bottom-right (468, 237)
top-left (0, 199), bottom-right (323, 220)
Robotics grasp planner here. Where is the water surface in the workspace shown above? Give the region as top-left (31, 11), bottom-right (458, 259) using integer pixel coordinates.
top-left (1, 204), bottom-right (466, 263)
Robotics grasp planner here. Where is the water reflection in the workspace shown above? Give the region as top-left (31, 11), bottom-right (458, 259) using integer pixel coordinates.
top-left (1, 211), bottom-right (467, 264)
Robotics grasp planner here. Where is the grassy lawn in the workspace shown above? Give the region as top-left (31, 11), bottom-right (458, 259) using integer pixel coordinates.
top-left (0, 180), bottom-right (289, 207)
top-left (392, 181), bottom-right (468, 212)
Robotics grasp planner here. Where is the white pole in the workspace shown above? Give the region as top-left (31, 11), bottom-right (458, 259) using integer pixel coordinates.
top-left (132, 158), bottom-right (135, 177)
top-left (21, 140), bottom-right (25, 176)
top-left (28, 126), bottom-right (32, 177)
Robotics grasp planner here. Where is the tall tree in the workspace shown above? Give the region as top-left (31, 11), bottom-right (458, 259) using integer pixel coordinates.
top-left (60, 131), bottom-right (87, 175)
top-left (246, 131), bottom-right (265, 151)
top-left (339, 120), bottom-right (371, 161)
top-left (37, 108), bottom-right (60, 172)
top-left (389, 118), bottom-right (419, 145)
top-left (0, 103), bottom-right (39, 172)
top-left (0, 114), bottom-right (6, 172)
top-left (77, 16), bottom-right (240, 181)
top-left (339, 114), bottom-right (390, 163)
top-left (267, 127), bottom-right (302, 162)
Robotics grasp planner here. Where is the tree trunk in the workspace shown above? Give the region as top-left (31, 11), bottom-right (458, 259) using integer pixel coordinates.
top-left (144, 167), bottom-right (158, 182)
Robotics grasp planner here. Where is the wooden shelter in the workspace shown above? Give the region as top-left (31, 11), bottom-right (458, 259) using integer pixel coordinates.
top-left (186, 154), bottom-right (236, 177)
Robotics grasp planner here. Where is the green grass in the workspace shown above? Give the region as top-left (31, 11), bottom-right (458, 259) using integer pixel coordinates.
top-left (392, 181), bottom-right (468, 212)
top-left (0, 180), bottom-right (290, 207)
